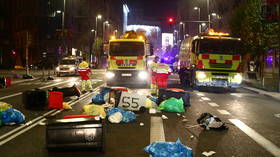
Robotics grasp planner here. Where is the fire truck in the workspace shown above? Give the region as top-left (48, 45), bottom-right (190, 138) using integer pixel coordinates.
top-left (105, 31), bottom-right (153, 86)
top-left (178, 29), bottom-right (243, 88)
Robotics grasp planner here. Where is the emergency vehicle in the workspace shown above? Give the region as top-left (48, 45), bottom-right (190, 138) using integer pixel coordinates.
top-left (105, 31), bottom-right (153, 86)
top-left (178, 29), bottom-right (243, 88)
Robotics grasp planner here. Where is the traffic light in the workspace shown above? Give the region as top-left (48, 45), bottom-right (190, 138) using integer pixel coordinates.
top-left (168, 17), bottom-right (175, 27)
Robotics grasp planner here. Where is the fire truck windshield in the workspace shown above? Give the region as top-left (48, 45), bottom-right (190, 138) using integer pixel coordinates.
top-left (109, 42), bottom-right (144, 56)
top-left (198, 39), bottom-right (242, 54)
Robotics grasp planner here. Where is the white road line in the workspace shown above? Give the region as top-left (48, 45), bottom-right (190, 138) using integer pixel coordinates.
top-left (217, 109), bottom-right (231, 115)
top-left (229, 119), bottom-right (280, 157)
top-left (0, 84), bottom-right (104, 145)
top-left (150, 117), bottom-right (165, 143)
top-left (201, 97), bottom-right (211, 101)
top-left (196, 93), bottom-right (205, 96)
top-left (208, 102), bottom-right (219, 107)
top-left (0, 80), bottom-right (73, 100)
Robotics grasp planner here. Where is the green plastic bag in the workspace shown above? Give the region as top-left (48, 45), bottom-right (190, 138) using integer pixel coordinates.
top-left (159, 98), bottom-right (185, 113)
top-left (0, 102), bottom-right (12, 112)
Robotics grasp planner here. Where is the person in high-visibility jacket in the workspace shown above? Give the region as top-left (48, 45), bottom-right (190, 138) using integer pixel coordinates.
top-left (78, 58), bottom-right (93, 92)
top-left (150, 56), bottom-right (159, 95)
top-left (154, 59), bottom-right (172, 90)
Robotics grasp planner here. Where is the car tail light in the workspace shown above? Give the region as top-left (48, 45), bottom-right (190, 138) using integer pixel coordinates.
top-left (233, 55), bottom-right (240, 60)
top-left (202, 54), bottom-right (209, 59)
top-left (209, 59), bottom-right (216, 64)
top-left (197, 60), bottom-right (203, 68)
top-left (130, 60), bottom-right (137, 64)
top-left (225, 60), bottom-right (232, 64)
top-left (237, 63), bottom-right (241, 71)
top-left (116, 60), bottom-right (123, 64)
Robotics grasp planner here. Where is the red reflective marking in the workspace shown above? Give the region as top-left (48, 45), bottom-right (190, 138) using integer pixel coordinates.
top-left (110, 56), bottom-right (116, 60)
top-left (116, 60), bottom-right (124, 64)
top-left (233, 55), bottom-right (240, 60)
top-left (237, 63), bottom-right (241, 71)
top-left (209, 59), bottom-right (216, 64)
top-left (130, 60), bottom-right (137, 64)
top-left (202, 54), bottom-right (209, 59)
top-left (137, 56), bottom-right (143, 60)
top-left (197, 60), bottom-right (203, 68)
top-left (225, 60), bottom-right (232, 64)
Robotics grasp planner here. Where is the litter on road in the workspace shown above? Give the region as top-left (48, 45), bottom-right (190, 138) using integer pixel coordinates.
top-left (274, 114), bottom-right (280, 118)
top-left (202, 151), bottom-right (216, 157)
top-left (140, 122), bottom-right (144, 126)
top-left (161, 115), bottom-right (168, 120)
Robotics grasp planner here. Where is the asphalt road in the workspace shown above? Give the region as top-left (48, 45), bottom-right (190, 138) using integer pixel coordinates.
top-left (0, 71), bottom-right (280, 157)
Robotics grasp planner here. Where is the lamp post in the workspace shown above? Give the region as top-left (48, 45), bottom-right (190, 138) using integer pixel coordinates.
top-left (95, 14), bottom-right (102, 39)
top-left (103, 21), bottom-right (109, 41)
top-left (179, 22), bottom-right (185, 40)
top-left (207, 0), bottom-right (210, 28)
top-left (194, 7), bottom-right (201, 33)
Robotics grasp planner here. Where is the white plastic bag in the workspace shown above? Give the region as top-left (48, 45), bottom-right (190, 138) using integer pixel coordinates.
top-left (108, 112), bottom-right (123, 123)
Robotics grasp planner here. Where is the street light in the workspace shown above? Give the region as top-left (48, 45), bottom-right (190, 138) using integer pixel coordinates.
top-left (95, 14), bottom-right (102, 39)
top-left (179, 22), bottom-right (185, 40)
top-left (194, 6), bottom-right (201, 33)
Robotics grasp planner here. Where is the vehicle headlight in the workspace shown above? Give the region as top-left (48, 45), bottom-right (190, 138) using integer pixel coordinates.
top-left (70, 67), bottom-right (75, 71)
top-left (105, 71), bottom-right (115, 79)
top-left (234, 73), bottom-right (242, 83)
top-left (56, 67), bottom-right (60, 71)
top-left (138, 71), bottom-right (148, 80)
top-left (197, 72), bottom-right (207, 80)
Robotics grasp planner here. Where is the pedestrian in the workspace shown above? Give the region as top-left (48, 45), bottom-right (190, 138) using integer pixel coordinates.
top-left (78, 57), bottom-right (93, 93)
top-left (149, 56), bottom-right (159, 95)
top-left (154, 58), bottom-right (172, 95)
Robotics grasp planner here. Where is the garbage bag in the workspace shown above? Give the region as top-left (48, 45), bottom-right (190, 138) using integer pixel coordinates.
top-left (83, 104), bottom-right (106, 118)
top-left (100, 88), bottom-right (111, 96)
top-left (146, 98), bottom-right (156, 109)
top-left (0, 112), bottom-right (3, 126)
top-left (92, 93), bottom-right (105, 104)
top-left (149, 97), bottom-right (158, 104)
top-left (158, 98), bottom-right (185, 113)
top-left (144, 139), bottom-right (193, 157)
top-left (107, 108), bottom-right (125, 117)
top-left (0, 102), bottom-right (12, 112)
top-left (122, 111), bottom-right (136, 123)
top-left (197, 112), bottom-right (227, 130)
top-left (108, 112), bottom-right (123, 123)
top-left (1, 108), bottom-right (25, 124)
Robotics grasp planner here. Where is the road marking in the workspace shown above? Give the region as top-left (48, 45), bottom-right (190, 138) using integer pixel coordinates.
top-left (0, 84), bottom-right (104, 145)
top-left (150, 117), bottom-right (165, 143)
top-left (208, 102), bottom-right (219, 107)
top-left (201, 97), bottom-right (211, 101)
top-left (217, 109), bottom-right (231, 115)
top-left (196, 93), bottom-right (205, 96)
top-left (229, 119), bottom-right (280, 157)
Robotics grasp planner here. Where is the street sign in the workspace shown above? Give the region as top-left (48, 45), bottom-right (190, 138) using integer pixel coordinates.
top-left (118, 92), bottom-right (146, 111)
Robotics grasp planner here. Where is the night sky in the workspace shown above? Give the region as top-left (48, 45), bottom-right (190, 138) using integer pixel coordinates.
top-left (126, 0), bottom-right (177, 19)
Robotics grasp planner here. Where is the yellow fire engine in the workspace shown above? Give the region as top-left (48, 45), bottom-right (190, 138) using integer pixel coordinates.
top-left (105, 31), bottom-right (153, 86)
top-left (178, 29), bottom-right (243, 88)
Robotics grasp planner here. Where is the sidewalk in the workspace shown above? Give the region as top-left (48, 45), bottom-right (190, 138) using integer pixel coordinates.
top-left (242, 79), bottom-right (280, 101)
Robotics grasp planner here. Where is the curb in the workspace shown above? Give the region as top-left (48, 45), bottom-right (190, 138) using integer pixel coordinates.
top-left (242, 86), bottom-right (280, 101)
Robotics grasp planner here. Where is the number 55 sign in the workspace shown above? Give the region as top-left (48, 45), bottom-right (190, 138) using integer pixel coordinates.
top-left (118, 92), bottom-right (147, 111)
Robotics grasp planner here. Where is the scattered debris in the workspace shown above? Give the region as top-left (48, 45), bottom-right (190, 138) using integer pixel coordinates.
top-left (190, 135), bottom-right (194, 139)
top-left (182, 115), bottom-right (186, 118)
top-left (140, 122), bottom-right (144, 126)
top-left (149, 108), bottom-right (157, 114)
top-left (177, 113), bottom-right (181, 116)
top-left (182, 119), bottom-right (189, 122)
top-left (161, 115), bottom-right (168, 120)
top-left (202, 151), bottom-right (216, 157)
top-left (274, 114), bottom-right (280, 118)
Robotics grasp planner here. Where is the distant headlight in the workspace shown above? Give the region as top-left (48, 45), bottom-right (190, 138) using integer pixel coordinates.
top-left (138, 71), bottom-right (148, 80)
top-left (69, 67), bottom-right (75, 71)
top-left (105, 71), bottom-right (115, 79)
top-left (56, 67), bottom-right (60, 71)
top-left (234, 73), bottom-right (242, 83)
top-left (197, 71), bottom-right (207, 80)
